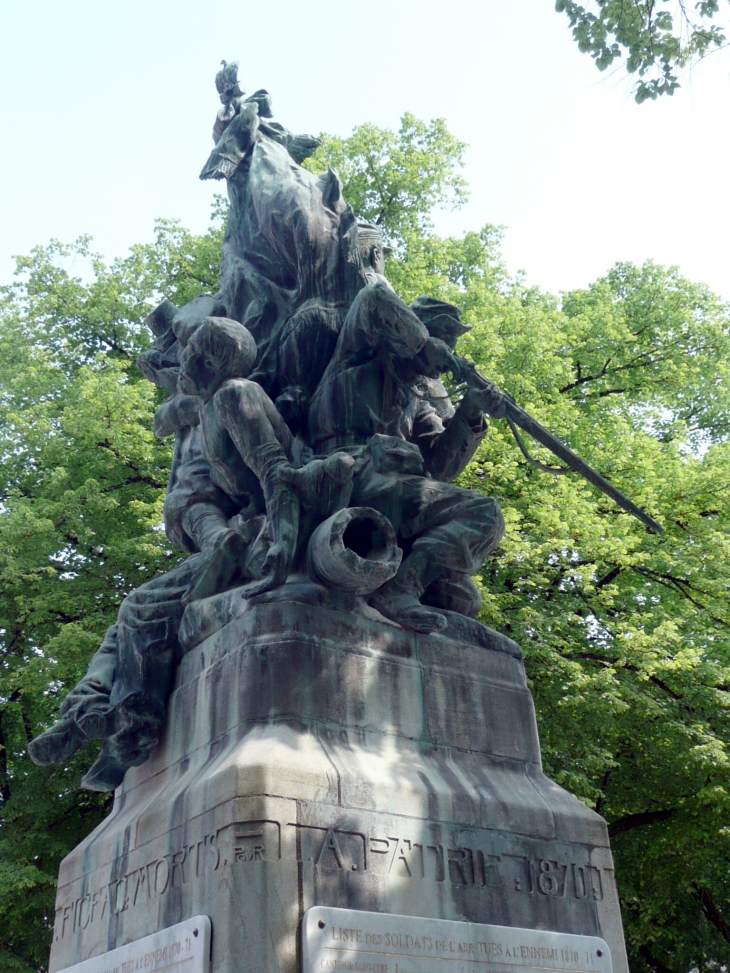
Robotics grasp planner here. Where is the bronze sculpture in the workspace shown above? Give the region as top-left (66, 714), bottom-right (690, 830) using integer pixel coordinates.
top-left (28, 62), bottom-right (659, 794)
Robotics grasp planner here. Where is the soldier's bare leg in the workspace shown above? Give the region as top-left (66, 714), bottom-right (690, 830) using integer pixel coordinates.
top-left (208, 380), bottom-right (354, 597)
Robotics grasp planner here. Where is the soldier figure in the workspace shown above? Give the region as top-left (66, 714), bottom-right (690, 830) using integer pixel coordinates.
top-left (28, 70), bottom-right (507, 788)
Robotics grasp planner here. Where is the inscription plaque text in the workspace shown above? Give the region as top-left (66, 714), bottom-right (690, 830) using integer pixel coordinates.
top-left (302, 907), bottom-right (612, 973)
top-left (57, 915), bottom-right (210, 973)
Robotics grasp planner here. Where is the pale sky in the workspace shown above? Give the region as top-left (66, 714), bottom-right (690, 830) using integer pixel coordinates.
top-left (1, 0), bottom-right (729, 300)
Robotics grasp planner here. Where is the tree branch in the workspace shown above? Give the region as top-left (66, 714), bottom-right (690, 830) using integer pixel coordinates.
top-left (558, 352), bottom-right (667, 393)
top-left (693, 885), bottom-right (730, 945)
top-left (0, 713), bottom-right (12, 804)
top-left (608, 807), bottom-right (678, 837)
top-left (638, 944), bottom-right (680, 973)
top-left (635, 567), bottom-right (730, 628)
top-left (6, 690), bottom-right (34, 745)
top-left (596, 566), bottom-right (622, 588)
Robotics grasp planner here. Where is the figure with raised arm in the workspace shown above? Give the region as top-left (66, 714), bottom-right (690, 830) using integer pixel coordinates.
top-left (308, 288), bottom-right (505, 633)
top-left (178, 316), bottom-right (354, 600)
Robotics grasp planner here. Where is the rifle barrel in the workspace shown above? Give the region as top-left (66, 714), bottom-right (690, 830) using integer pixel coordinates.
top-left (504, 401), bottom-right (664, 534)
top-left (450, 355), bottom-right (663, 534)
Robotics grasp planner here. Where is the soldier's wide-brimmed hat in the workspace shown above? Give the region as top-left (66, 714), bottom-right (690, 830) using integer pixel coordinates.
top-left (411, 296), bottom-right (470, 349)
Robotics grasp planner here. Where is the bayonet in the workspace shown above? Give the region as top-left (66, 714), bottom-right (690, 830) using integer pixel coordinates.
top-left (448, 354), bottom-right (664, 535)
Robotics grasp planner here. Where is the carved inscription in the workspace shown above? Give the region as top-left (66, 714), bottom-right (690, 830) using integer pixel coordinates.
top-left (235, 820), bottom-right (281, 862)
top-left (234, 823), bottom-right (604, 901)
top-left (295, 825), bottom-right (367, 872)
top-left (56, 819), bottom-right (605, 943)
top-left (54, 833), bottom-right (219, 942)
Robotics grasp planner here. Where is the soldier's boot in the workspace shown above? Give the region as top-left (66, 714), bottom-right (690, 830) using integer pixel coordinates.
top-left (369, 552), bottom-right (447, 634)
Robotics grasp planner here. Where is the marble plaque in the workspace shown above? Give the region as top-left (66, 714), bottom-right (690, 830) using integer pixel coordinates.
top-left (302, 907), bottom-right (612, 973)
top-left (57, 915), bottom-right (210, 973)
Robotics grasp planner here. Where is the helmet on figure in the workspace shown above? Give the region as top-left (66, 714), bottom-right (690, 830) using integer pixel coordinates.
top-left (215, 60), bottom-right (244, 104)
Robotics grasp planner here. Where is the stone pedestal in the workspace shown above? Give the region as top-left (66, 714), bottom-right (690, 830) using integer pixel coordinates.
top-left (49, 591), bottom-right (628, 973)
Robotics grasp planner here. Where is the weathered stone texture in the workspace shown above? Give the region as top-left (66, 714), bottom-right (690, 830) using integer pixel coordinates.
top-left (49, 597), bottom-right (628, 973)
top-left (39, 69), bottom-right (633, 973)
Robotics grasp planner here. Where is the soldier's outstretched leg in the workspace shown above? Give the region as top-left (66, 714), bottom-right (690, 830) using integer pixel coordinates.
top-left (27, 626), bottom-right (117, 766)
top-left (81, 556), bottom-right (203, 790)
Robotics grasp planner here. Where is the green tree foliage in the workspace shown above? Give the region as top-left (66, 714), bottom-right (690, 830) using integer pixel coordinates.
top-left (0, 214), bottom-right (224, 971)
top-left (312, 119), bottom-right (730, 971)
top-left (555, 0), bottom-right (729, 102)
top-left (1, 120), bottom-right (729, 971)
top-left (303, 114), bottom-right (468, 244)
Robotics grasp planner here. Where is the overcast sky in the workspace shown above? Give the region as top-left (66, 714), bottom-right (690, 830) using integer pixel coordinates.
top-left (1, 0), bottom-right (729, 300)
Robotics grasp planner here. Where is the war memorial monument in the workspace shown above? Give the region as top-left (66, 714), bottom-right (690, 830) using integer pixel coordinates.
top-left (28, 62), bottom-right (654, 973)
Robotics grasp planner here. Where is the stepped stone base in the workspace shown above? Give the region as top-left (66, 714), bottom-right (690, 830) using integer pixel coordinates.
top-left (49, 590), bottom-right (629, 973)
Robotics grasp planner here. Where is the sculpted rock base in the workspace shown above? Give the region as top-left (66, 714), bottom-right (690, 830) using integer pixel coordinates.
top-left (49, 594), bottom-right (629, 973)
